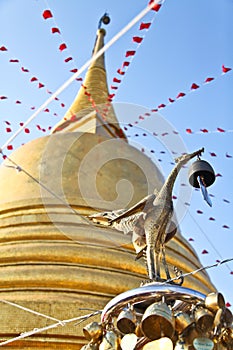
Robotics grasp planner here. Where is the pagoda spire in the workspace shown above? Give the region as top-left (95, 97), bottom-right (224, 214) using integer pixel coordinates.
top-left (52, 18), bottom-right (126, 140)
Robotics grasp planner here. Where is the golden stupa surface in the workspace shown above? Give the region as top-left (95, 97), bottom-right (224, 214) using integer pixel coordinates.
top-left (0, 20), bottom-right (215, 349)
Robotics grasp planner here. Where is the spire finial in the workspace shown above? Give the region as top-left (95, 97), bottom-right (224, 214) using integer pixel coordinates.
top-left (98, 13), bottom-right (110, 29)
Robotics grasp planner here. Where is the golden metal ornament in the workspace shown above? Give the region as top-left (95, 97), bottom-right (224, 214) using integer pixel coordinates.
top-left (141, 302), bottom-right (175, 340)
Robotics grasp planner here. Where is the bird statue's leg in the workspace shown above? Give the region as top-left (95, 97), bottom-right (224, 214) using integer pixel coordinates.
top-left (161, 246), bottom-right (171, 281)
top-left (146, 245), bottom-right (156, 280)
top-left (156, 252), bottom-right (161, 280)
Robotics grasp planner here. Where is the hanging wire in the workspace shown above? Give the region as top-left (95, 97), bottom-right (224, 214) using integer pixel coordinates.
top-left (0, 300), bottom-right (63, 323)
top-left (0, 310), bottom-right (101, 346)
top-left (162, 258), bottom-right (233, 285)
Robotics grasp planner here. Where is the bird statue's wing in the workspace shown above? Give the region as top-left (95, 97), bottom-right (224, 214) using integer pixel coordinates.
top-left (110, 193), bottom-right (156, 224)
top-left (88, 208), bottom-right (127, 226)
top-left (135, 219), bottom-right (178, 260)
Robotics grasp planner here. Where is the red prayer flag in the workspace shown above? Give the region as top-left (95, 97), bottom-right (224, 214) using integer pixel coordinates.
top-left (111, 86), bottom-right (118, 90)
top-left (61, 103), bottom-right (65, 108)
top-left (200, 129), bottom-right (208, 133)
top-left (42, 9), bottom-right (53, 19)
top-left (132, 36), bottom-right (143, 44)
top-left (38, 82), bottom-right (44, 88)
top-left (158, 104), bottom-right (166, 109)
top-left (51, 27), bottom-right (61, 34)
top-left (117, 69), bottom-right (125, 75)
top-left (191, 83), bottom-right (199, 90)
top-left (209, 152), bottom-right (217, 157)
top-left (0, 46), bottom-right (7, 51)
top-left (4, 121), bottom-right (11, 125)
top-left (197, 210), bottom-right (203, 214)
top-left (125, 50), bottom-right (136, 57)
top-left (202, 249), bottom-right (208, 254)
top-left (226, 302), bottom-right (231, 307)
top-left (186, 128), bottom-right (193, 134)
top-left (30, 77), bottom-right (38, 82)
top-left (15, 100), bottom-right (21, 104)
top-left (226, 153), bottom-right (232, 158)
top-left (24, 128), bottom-right (30, 133)
top-left (9, 59), bottom-right (19, 63)
top-left (70, 68), bottom-right (78, 73)
top-left (169, 98), bottom-right (175, 103)
top-left (21, 67), bottom-right (29, 72)
top-left (122, 61), bottom-right (130, 67)
top-left (6, 128), bottom-right (11, 133)
top-left (215, 173), bottom-right (222, 177)
top-left (0, 96), bottom-right (7, 100)
top-left (59, 43), bottom-right (67, 51)
top-left (7, 145), bottom-right (13, 150)
top-left (209, 217), bottom-right (215, 221)
top-left (148, 1), bottom-right (162, 11)
top-left (222, 225), bottom-right (230, 229)
top-left (64, 57), bottom-right (73, 63)
top-left (223, 199), bottom-right (230, 203)
top-left (139, 22), bottom-right (151, 30)
top-left (217, 127), bottom-right (225, 132)
top-left (113, 77), bottom-right (121, 83)
top-left (222, 65), bottom-right (232, 73)
top-left (205, 77), bottom-right (214, 83)
top-left (176, 92), bottom-right (186, 98)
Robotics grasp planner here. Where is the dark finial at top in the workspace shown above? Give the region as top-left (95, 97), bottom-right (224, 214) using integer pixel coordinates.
top-left (98, 13), bottom-right (111, 29)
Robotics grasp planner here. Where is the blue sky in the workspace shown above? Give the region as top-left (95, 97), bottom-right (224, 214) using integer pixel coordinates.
top-left (0, 0), bottom-right (232, 308)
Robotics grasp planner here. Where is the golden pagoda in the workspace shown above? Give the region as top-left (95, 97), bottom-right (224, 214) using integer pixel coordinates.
top-left (0, 17), bottom-right (215, 349)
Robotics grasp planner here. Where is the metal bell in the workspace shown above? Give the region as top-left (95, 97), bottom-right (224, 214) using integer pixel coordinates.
top-left (194, 306), bottom-right (214, 332)
top-left (141, 302), bottom-right (175, 340)
top-left (175, 312), bottom-right (194, 334)
top-left (83, 322), bottom-right (103, 342)
top-left (188, 159), bottom-right (215, 188)
top-left (205, 292), bottom-right (225, 312)
top-left (102, 14), bottom-right (110, 25)
top-left (116, 308), bottom-right (137, 334)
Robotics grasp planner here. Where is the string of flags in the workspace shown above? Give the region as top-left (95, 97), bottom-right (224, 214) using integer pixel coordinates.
top-left (42, 9), bottom-right (79, 75)
top-left (0, 44), bottom-right (66, 109)
top-left (108, 2), bottom-right (162, 99)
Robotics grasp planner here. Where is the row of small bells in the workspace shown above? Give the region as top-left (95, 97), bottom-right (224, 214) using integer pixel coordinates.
top-left (81, 292), bottom-right (233, 350)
